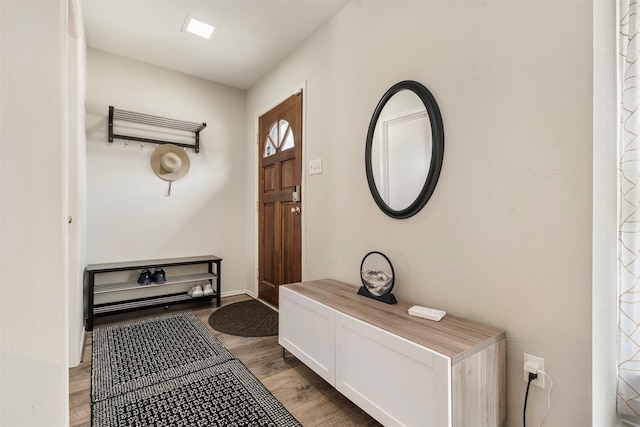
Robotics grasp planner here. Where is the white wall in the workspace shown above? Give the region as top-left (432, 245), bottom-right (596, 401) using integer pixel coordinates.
top-left (247, 1), bottom-right (593, 425)
top-left (0, 1), bottom-right (70, 425)
top-left (86, 49), bottom-right (248, 295)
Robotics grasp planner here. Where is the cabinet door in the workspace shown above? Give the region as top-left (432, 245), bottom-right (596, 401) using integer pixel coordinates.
top-left (335, 313), bottom-right (451, 427)
top-left (279, 287), bottom-right (336, 384)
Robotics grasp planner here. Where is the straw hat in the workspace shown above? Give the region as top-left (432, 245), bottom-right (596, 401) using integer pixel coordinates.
top-left (150, 144), bottom-right (190, 181)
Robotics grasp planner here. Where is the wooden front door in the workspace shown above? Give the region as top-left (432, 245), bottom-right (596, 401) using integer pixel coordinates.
top-left (258, 93), bottom-right (302, 307)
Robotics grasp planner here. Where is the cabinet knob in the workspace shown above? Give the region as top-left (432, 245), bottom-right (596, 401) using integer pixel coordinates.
top-left (290, 207), bottom-right (301, 215)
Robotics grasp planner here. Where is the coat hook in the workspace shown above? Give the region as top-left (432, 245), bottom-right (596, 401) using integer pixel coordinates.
top-left (140, 142), bottom-right (144, 149)
top-left (124, 140), bottom-right (129, 147)
top-left (156, 144), bottom-right (159, 149)
top-left (165, 181), bottom-right (172, 197)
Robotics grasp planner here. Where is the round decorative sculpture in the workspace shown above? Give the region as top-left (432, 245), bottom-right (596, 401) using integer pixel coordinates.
top-left (358, 251), bottom-right (397, 304)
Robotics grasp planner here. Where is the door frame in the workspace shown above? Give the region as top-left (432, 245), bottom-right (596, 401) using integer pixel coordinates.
top-left (253, 81), bottom-right (307, 298)
top-left (68, 0), bottom-right (86, 367)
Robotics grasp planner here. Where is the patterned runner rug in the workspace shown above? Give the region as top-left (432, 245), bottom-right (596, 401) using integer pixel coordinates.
top-left (93, 359), bottom-right (300, 427)
top-left (91, 312), bottom-right (300, 426)
top-left (92, 312), bottom-right (233, 402)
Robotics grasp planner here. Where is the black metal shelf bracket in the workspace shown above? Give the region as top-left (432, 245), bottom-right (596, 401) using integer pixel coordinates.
top-left (108, 106), bottom-right (207, 153)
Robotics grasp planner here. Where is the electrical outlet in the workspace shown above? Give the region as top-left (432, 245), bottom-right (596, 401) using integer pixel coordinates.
top-left (309, 159), bottom-right (322, 175)
top-left (523, 353), bottom-right (545, 389)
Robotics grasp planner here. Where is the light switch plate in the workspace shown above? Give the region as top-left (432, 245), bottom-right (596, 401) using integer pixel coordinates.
top-left (309, 159), bottom-right (322, 175)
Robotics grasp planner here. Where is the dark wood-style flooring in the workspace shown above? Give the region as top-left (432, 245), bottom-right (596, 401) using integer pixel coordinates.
top-left (69, 294), bottom-right (381, 427)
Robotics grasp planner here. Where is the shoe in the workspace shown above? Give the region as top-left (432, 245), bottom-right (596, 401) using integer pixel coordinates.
top-left (151, 268), bottom-right (166, 284)
top-left (203, 283), bottom-right (213, 296)
top-left (191, 285), bottom-right (203, 298)
top-left (137, 269), bottom-right (152, 285)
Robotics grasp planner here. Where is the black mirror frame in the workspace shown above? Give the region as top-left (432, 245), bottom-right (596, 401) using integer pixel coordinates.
top-left (365, 80), bottom-right (444, 219)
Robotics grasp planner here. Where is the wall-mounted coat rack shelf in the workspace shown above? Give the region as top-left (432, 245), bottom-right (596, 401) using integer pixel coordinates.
top-left (108, 106), bottom-right (207, 153)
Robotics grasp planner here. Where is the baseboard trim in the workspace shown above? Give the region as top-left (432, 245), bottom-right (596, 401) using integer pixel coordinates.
top-left (69, 322), bottom-right (87, 367)
top-left (221, 289), bottom-right (254, 298)
top-left (79, 325), bottom-right (87, 363)
top-left (221, 290), bottom-right (277, 311)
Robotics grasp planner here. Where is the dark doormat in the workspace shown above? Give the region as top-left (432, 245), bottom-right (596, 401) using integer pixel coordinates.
top-left (208, 299), bottom-right (278, 337)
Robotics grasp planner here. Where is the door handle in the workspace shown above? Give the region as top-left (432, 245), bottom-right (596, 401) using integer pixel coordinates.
top-left (291, 206), bottom-right (301, 215)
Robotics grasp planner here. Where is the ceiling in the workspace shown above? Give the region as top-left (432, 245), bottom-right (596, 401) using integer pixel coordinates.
top-left (81, 0), bottom-right (350, 90)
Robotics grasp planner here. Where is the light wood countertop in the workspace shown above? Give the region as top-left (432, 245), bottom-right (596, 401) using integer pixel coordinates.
top-left (283, 278), bottom-right (505, 364)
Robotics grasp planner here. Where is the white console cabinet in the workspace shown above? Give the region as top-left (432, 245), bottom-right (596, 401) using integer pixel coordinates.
top-left (279, 279), bottom-right (505, 427)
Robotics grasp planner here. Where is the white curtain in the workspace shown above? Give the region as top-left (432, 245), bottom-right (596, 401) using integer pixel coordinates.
top-left (619, 0), bottom-right (640, 416)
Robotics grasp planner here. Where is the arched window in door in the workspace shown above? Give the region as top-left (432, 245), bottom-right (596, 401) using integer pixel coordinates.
top-left (263, 119), bottom-right (294, 157)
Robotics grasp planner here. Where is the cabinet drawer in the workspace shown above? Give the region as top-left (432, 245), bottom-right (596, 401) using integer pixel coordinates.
top-left (279, 287), bottom-right (336, 384)
top-left (335, 313), bottom-right (451, 427)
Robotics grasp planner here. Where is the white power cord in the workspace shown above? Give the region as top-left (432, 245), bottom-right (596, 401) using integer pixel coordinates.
top-left (536, 370), bottom-right (553, 427)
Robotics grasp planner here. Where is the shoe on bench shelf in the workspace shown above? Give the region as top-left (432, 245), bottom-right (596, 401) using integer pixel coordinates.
top-left (151, 268), bottom-right (166, 284)
top-left (188, 284), bottom-right (203, 298)
top-left (203, 283), bottom-right (213, 296)
top-left (137, 269), bottom-right (152, 285)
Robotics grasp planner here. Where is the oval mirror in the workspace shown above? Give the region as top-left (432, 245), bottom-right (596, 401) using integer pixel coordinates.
top-left (365, 81), bottom-right (444, 219)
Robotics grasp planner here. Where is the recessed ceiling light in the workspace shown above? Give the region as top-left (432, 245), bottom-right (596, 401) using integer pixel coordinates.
top-left (181, 16), bottom-right (215, 39)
